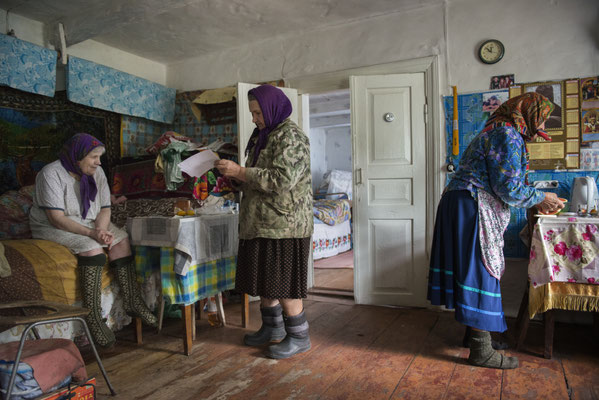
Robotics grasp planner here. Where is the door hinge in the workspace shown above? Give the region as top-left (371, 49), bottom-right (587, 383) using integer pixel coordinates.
top-left (424, 102), bottom-right (428, 123)
top-left (355, 168), bottom-right (362, 185)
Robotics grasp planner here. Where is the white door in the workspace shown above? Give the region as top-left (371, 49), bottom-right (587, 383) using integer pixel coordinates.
top-left (351, 73), bottom-right (427, 307)
top-left (236, 83), bottom-right (298, 166)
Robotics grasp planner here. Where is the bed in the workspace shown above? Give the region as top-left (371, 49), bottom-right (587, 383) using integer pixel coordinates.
top-left (312, 169), bottom-right (353, 260)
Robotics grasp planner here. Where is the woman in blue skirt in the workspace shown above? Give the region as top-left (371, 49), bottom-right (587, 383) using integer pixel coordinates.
top-left (428, 92), bottom-right (564, 369)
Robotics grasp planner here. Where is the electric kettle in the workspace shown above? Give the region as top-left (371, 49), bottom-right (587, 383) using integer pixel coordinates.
top-left (570, 176), bottom-right (599, 213)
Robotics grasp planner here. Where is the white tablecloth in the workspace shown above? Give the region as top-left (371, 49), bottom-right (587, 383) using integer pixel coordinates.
top-left (128, 214), bottom-right (238, 275)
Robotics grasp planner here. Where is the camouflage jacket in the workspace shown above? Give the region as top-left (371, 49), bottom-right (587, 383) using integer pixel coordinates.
top-left (238, 119), bottom-right (314, 240)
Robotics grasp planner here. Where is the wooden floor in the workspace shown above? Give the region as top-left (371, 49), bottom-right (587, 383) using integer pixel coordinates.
top-left (85, 299), bottom-right (599, 400)
top-left (313, 250), bottom-right (354, 293)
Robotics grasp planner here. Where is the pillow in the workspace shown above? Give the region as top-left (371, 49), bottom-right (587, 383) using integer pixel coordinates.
top-left (326, 170), bottom-right (353, 200)
top-left (0, 188), bottom-right (34, 239)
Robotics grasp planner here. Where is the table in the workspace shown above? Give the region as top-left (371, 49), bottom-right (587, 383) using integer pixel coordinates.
top-left (128, 214), bottom-right (241, 355)
top-left (517, 215), bottom-right (599, 358)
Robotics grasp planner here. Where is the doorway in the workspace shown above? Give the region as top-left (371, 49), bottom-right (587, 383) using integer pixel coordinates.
top-left (287, 56), bottom-right (442, 307)
top-left (308, 89), bottom-right (354, 297)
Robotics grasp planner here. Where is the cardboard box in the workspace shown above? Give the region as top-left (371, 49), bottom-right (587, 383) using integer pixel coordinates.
top-left (38, 377), bottom-right (96, 400)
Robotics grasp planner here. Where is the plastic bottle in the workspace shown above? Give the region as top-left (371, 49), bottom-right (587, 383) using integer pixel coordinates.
top-left (204, 297), bottom-right (221, 326)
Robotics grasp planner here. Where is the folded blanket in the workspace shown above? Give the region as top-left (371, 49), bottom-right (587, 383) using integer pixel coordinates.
top-left (313, 199), bottom-right (351, 226)
top-left (0, 339), bottom-right (87, 394)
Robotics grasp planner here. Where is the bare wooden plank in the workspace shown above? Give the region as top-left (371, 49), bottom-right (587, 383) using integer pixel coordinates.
top-left (242, 305), bottom-right (401, 399)
top-left (321, 308), bottom-right (439, 399)
top-left (392, 311), bottom-right (465, 399)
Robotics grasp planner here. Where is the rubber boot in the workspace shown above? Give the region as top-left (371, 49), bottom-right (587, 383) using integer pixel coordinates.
top-left (244, 304), bottom-right (286, 346)
top-left (463, 326), bottom-right (508, 350)
top-left (468, 330), bottom-right (518, 369)
top-left (265, 309), bottom-right (311, 359)
top-left (78, 254), bottom-right (115, 348)
top-left (111, 256), bottom-right (158, 327)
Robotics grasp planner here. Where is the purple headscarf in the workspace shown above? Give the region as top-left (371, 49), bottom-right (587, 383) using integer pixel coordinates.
top-left (59, 133), bottom-right (105, 219)
top-left (246, 85), bottom-right (292, 167)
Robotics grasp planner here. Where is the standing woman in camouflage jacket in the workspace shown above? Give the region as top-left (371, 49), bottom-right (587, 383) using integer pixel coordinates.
top-left (215, 84), bottom-right (313, 359)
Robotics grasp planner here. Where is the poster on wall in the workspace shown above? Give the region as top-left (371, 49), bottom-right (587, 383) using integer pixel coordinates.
top-left (514, 80), bottom-right (577, 169)
top-left (580, 77), bottom-right (599, 144)
top-left (523, 81), bottom-right (564, 131)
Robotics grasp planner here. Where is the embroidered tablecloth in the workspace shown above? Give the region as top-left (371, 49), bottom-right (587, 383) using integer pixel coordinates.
top-left (528, 216), bottom-right (599, 318)
top-left (529, 216), bottom-right (599, 287)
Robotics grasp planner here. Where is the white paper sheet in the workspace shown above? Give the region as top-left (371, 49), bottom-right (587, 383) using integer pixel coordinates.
top-left (178, 149), bottom-right (219, 177)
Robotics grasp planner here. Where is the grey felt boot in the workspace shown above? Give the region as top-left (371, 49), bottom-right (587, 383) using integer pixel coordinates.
top-left (265, 309), bottom-right (311, 359)
top-left (244, 304), bottom-right (286, 346)
top-left (468, 330), bottom-right (518, 369)
top-left (78, 254), bottom-right (116, 348)
top-left (463, 326), bottom-right (508, 350)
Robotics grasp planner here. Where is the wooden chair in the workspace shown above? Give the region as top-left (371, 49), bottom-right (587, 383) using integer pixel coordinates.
top-left (0, 300), bottom-right (116, 398)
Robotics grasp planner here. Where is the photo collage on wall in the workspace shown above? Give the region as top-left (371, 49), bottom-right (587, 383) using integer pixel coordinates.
top-left (508, 77), bottom-right (590, 170)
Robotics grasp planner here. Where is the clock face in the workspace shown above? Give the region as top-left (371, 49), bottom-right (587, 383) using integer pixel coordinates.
top-left (479, 40), bottom-right (504, 64)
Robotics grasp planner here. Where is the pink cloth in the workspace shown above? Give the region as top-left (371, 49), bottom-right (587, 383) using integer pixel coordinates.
top-left (529, 217), bottom-right (599, 287)
top-left (0, 339), bottom-right (87, 393)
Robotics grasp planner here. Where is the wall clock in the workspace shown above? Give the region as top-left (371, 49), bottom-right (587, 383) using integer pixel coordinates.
top-left (478, 39), bottom-right (505, 64)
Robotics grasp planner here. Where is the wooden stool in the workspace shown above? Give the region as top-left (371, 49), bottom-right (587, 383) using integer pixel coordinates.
top-left (0, 300), bottom-right (116, 398)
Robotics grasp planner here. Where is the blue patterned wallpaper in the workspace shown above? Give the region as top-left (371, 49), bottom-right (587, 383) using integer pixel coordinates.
top-left (0, 34), bottom-right (57, 97)
top-left (67, 56), bottom-right (175, 124)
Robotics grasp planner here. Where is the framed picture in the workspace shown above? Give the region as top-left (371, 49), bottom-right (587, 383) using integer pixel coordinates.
top-left (524, 81), bottom-right (565, 130)
top-left (489, 74), bottom-right (514, 90)
top-left (582, 109), bottom-right (599, 134)
top-left (482, 91), bottom-right (509, 114)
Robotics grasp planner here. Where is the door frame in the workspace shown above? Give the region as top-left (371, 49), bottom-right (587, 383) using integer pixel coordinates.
top-left (286, 56), bottom-right (442, 300)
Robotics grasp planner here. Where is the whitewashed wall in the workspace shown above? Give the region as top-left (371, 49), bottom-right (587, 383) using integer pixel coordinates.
top-left (326, 127), bottom-right (352, 173)
top-left (309, 127), bottom-right (327, 191)
top-left (0, 9), bottom-right (167, 88)
top-left (168, 0), bottom-right (598, 97)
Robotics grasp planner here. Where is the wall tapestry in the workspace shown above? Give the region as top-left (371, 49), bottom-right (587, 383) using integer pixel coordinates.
top-left (0, 34), bottom-right (57, 97)
top-left (0, 86), bottom-right (120, 194)
top-left (121, 115), bottom-right (171, 158)
top-left (67, 56), bottom-right (176, 124)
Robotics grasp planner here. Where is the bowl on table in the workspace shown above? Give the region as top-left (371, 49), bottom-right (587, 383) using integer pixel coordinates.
top-left (539, 198), bottom-right (568, 216)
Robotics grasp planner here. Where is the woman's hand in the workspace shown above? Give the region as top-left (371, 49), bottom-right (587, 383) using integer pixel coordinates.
top-left (89, 228), bottom-right (114, 246)
top-left (536, 192), bottom-right (565, 214)
top-left (214, 159), bottom-right (246, 182)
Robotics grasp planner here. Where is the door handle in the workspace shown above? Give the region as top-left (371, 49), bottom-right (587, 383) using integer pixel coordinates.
top-left (355, 168), bottom-right (362, 185)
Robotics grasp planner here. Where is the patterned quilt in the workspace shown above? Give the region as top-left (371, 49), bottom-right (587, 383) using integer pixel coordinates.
top-left (313, 199), bottom-right (351, 226)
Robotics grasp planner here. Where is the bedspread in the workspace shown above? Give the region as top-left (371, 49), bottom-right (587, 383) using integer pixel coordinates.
top-left (0, 239), bottom-right (160, 343)
top-left (313, 199), bottom-right (351, 226)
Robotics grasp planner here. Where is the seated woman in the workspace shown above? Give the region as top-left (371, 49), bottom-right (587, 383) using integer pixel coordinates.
top-left (29, 133), bottom-right (157, 347)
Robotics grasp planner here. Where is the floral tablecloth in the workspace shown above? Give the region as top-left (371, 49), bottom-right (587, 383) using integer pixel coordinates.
top-left (529, 216), bottom-right (599, 288)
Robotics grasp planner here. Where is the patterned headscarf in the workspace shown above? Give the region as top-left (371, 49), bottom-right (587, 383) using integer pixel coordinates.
top-left (483, 92), bottom-right (554, 142)
top-left (245, 85), bottom-right (292, 167)
top-left (59, 133), bottom-right (105, 219)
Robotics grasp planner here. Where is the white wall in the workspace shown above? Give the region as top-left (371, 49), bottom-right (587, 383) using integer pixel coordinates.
top-left (326, 127), bottom-right (352, 173)
top-left (168, 3), bottom-right (446, 91)
top-left (168, 0), bottom-right (598, 97)
top-left (0, 9), bottom-right (168, 88)
top-left (310, 128), bottom-right (327, 191)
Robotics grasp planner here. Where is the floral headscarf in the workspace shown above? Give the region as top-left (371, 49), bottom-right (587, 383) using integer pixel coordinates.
top-left (483, 92), bottom-right (554, 142)
top-left (58, 133), bottom-right (105, 219)
top-left (245, 85), bottom-right (292, 167)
